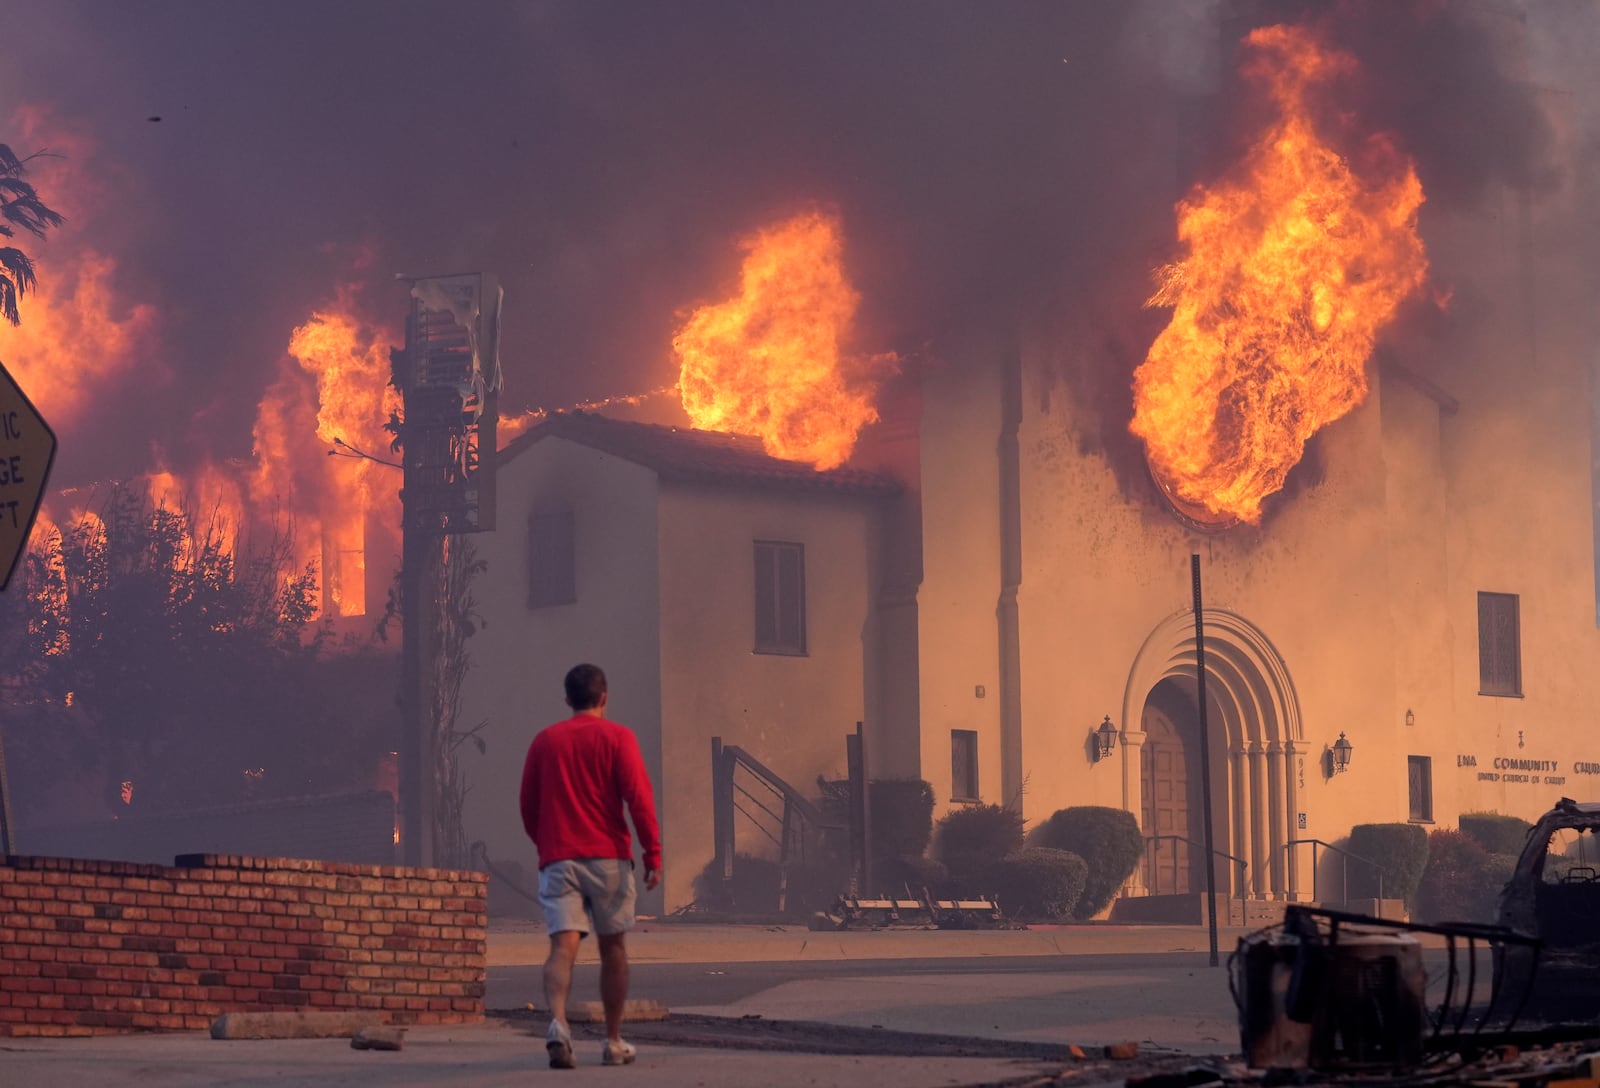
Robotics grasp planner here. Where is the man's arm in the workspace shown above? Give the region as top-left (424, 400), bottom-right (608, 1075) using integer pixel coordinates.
top-left (615, 731), bottom-right (662, 878)
top-left (517, 743), bottom-right (540, 845)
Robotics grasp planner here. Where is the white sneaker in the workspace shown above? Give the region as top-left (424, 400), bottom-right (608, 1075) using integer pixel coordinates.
top-left (602, 1038), bottom-right (637, 1066)
top-left (546, 1020), bottom-right (575, 1069)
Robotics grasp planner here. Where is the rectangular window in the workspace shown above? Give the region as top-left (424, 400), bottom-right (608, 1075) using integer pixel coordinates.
top-left (1478, 591), bottom-right (1522, 696)
top-left (1408, 756), bottom-right (1433, 823)
top-left (528, 508), bottom-right (576, 608)
top-left (951, 730), bottom-right (979, 802)
top-left (754, 541), bottom-right (806, 654)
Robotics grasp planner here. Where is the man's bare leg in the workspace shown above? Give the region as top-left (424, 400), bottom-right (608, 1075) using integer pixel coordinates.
top-left (544, 931), bottom-right (582, 1028)
top-left (597, 932), bottom-right (629, 1043)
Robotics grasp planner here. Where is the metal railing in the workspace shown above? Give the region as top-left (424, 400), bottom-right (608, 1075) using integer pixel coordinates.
top-left (1144, 834), bottom-right (1249, 906)
top-left (710, 737), bottom-right (843, 913)
top-left (1285, 837), bottom-right (1385, 911)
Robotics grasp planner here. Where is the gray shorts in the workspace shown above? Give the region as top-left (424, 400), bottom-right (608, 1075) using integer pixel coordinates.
top-left (538, 858), bottom-right (637, 936)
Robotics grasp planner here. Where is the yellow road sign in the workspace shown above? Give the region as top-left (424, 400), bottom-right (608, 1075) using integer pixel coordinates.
top-left (0, 362), bottom-right (56, 591)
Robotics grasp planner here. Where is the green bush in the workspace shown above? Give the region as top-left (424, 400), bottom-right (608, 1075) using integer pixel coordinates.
top-left (692, 853), bottom-right (781, 913)
top-left (936, 803), bottom-right (1024, 882)
top-left (870, 779), bottom-right (937, 859)
top-left (1347, 823), bottom-right (1429, 906)
top-left (1458, 812), bottom-right (1533, 857)
top-left (1028, 806), bottom-right (1144, 919)
top-left (816, 777), bottom-right (937, 867)
top-left (690, 853), bottom-right (848, 917)
top-left (875, 854), bottom-right (950, 898)
top-left (986, 847), bottom-right (1087, 921)
top-left (1416, 830), bottom-right (1514, 924)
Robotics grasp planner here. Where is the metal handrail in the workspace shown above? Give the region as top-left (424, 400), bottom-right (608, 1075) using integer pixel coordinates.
top-left (1285, 837), bottom-right (1386, 911)
top-left (1144, 834), bottom-right (1249, 902)
top-left (722, 744), bottom-right (839, 829)
top-left (711, 738), bottom-right (845, 914)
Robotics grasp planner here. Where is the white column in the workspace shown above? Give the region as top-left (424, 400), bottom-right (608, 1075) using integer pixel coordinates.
top-left (1248, 742), bottom-right (1268, 897)
top-left (1121, 729), bottom-right (1148, 894)
top-left (1230, 747), bottom-right (1250, 899)
top-left (1283, 740), bottom-right (1301, 900)
top-left (1267, 740), bottom-right (1285, 898)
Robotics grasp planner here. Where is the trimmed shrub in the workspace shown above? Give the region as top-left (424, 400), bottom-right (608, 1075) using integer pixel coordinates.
top-left (1028, 806), bottom-right (1144, 919)
top-left (1347, 823), bottom-right (1429, 906)
top-left (875, 855), bottom-right (950, 898)
top-left (690, 854), bottom-right (849, 917)
top-left (1416, 830), bottom-right (1512, 924)
top-left (692, 853), bottom-right (781, 913)
top-left (816, 777), bottom-right (937, 868)
top-left (986, 847), bottom-right (1087, 921)
top-left (1458, 812), bottom-right (1533, 857)
top-left (869, 779), bottom-right (937, 859)
top-left (936, 803), bottom-right (1024, 883)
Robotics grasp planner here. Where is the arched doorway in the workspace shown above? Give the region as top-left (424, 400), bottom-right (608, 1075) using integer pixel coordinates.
top-left (1121, 609), bottom-right (1305, 901)
top-left (1140, 681), bottom-right (1203, 894)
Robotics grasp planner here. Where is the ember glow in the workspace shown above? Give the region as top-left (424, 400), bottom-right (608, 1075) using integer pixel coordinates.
top-left (674, 211), bottom-right (895, 471)
top-left (1130, 24), bottom-right (1429, 525)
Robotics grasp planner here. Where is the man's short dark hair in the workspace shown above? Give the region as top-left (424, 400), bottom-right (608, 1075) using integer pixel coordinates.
top-left (565, 663), bottom-right (608, 711)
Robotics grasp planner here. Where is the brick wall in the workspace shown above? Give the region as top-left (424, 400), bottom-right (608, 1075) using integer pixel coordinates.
top-left (0, 852), bottom-right (487, 1037)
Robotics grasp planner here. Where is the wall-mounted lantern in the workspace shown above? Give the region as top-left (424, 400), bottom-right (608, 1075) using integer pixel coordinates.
top-left (1405, 708), bottom-right (1415, 728)
top-left (1094, 715), bottom-right (1118, 762)
top-left (1331, 732), bottom-right (1353, 774)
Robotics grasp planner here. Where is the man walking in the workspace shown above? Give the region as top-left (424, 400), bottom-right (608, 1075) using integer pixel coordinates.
top-left (520, 663), bottom-right (662, 1069)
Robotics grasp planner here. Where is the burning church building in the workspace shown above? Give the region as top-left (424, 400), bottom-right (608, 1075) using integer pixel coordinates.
top-left (457, 2), bottom-right (1600, 918)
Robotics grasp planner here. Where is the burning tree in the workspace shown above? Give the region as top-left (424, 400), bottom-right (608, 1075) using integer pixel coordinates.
top-left (0, 142), bottom-right (64, 326)
top-left (0, 486), bottom-right (394, 822)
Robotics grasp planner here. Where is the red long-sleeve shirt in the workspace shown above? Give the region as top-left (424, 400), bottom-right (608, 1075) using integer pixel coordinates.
top-left (519, 714), bottom-right (662, 871)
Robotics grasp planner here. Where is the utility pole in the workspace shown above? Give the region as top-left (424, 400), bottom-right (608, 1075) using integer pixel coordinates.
top-left (391, 273), bottom-right (501, 868)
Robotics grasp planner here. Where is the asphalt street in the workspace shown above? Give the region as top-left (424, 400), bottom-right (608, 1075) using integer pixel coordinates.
top-left (488, 950), bottom-right (1227, 1009)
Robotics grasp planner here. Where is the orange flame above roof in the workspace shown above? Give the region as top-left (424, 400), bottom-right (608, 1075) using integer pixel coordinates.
top-left (674, 211), bottom-right (895, 471)
top-left (1130, 24), bottom-right (1428, 525)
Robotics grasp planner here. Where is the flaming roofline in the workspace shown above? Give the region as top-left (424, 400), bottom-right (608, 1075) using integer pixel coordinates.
top-left (500, 410), bottom-right (899, 497)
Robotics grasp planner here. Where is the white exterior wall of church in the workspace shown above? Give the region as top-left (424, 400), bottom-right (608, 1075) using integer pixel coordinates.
top-left (914, 197), bottom-right (1598, 898)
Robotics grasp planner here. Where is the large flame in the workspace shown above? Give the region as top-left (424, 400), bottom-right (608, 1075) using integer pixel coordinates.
top-left (0, 109), bottom-right (158, 431)
top-left (255, 293), bottom-right (400, 617)
top-left (1130, 24), bottom-right (1428, 525)
top-left (674, 211), bottom-right (894, 471)
top-left (3, 112), bottom-right (408, 636)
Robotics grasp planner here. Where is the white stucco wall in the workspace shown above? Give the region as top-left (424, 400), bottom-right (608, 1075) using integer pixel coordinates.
top-left (655, 483), bottom-right (879, 912)
top-left (915, 354), bottom-right (1006, 815)
top-left (1427, 191), bottom-right (1600, 825)
top-left (459, 436), bottom-right (664, 912)
top-left (913, 188), bottom-right (1599, 900)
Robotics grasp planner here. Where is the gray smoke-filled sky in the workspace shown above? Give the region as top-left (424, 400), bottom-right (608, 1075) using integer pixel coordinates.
top-left (2, 0), bottom-right (1595, 488)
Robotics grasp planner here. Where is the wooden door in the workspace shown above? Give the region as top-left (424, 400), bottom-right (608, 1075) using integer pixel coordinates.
top-left (1141, 702), bottom-right (1195, 894)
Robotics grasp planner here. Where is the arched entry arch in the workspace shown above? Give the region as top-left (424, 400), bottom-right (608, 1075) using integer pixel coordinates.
top-left (1120, 609), bottom-right (1306, 900)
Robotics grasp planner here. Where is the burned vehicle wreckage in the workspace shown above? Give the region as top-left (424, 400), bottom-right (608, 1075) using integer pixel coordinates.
top-left (1494, 797), bottom-right (1600, 1022)
top-left (1232, 799), bottom-right (1600, 1075)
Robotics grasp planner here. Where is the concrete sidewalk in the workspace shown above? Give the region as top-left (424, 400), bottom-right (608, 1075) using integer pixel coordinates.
top-left (488, 917), bottom-right (1265, 966)
top-left (491, 918), bottom-right (1255, 1055)
top-left (3, 921), bottom-right (1256, 1088)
